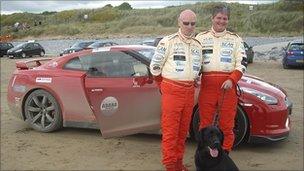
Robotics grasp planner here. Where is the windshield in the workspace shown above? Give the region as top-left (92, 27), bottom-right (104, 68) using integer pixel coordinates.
top-left (290, 43), bottom-right (304, 51)
top-left (15, 43), bottom-right (26, 48)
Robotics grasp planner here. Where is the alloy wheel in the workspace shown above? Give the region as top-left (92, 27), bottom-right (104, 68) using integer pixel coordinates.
top-left (24, 89), bottom-right (62, 132)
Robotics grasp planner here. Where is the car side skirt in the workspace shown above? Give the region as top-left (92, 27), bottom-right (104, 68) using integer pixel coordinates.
top-left (63, 121), bottom-right (99, 130)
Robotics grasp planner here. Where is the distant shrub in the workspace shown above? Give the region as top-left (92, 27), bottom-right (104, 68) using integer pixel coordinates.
top-left (116, 2), bottom-right (133, 10)
top-left (41, 11), bottom-right (57, 15)
top-left (90, 8), bottom-right (121, 23)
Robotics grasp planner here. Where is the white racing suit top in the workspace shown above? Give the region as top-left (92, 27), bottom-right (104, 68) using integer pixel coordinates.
top-left (195, 27), bottom-right (247, 83)
top-left (150, 29), bottom-right (203, 81)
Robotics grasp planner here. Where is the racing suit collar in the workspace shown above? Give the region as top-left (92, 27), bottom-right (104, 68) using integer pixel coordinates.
top-left (178, 28), bottom-right (194, 44)
top-left (211, 27), bottom-right (227, 37)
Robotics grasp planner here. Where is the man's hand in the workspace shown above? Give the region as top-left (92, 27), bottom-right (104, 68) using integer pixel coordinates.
top-left (221, 79), bottom-right (233, 90)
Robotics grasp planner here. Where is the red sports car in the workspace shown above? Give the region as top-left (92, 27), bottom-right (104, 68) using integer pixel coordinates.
top-left (7, 45), bottom-right (292, 147)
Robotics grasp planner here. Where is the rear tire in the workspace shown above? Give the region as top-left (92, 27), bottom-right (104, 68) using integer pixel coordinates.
top-left (24, 89), bottom-right (62, 132)
top-left (190, 105), bottom-right (248, 148)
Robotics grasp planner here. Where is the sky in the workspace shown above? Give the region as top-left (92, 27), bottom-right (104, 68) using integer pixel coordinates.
top-left (1, 0), bottom-right (277, 15)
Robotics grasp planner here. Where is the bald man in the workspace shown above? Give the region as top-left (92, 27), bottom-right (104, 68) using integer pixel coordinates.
top-left (150, 9), bottom-right (203, 171)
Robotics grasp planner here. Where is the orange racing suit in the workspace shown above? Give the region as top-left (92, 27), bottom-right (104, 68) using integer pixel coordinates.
top-left (150, 29), bottom-right (202, 166)
top-left (195, 28), bottom-right (247, 151)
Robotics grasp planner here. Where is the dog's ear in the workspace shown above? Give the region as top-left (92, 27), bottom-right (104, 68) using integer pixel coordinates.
top-left (219, 129), bottom-right (224, 145)
top-left (198, 127), bottom-right (206, 143)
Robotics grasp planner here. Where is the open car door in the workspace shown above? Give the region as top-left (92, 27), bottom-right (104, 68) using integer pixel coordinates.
top-left (83, 50), bottom-right (161, 137)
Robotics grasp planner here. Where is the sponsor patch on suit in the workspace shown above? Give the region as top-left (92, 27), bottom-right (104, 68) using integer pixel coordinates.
top-left (221, 42), bottom-right (234, 48)
top-left (174, 55), bottom-right (186, 61)
top-left (202, 49), bottom-right (213, 54)
top-left (220, 57), bottom-right (232, 63)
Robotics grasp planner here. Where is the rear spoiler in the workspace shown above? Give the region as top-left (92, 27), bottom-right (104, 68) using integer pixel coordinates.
top-left (16, 58), bottom-right (53, 70)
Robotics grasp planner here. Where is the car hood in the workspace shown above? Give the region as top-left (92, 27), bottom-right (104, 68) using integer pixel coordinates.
top-left (8, 46), bottom-right (22, 52)
top-left (239, 74), bottom-right (286, 97)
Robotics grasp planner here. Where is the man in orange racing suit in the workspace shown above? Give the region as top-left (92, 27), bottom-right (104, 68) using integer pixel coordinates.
top-left (195, 5), bottom-right (247, 154)
top-left (150, 9), bottom-right (202, 171)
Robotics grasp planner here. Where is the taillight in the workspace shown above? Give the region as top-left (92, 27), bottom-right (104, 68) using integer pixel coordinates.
top-left (287, 51), bottom-right (294, 55)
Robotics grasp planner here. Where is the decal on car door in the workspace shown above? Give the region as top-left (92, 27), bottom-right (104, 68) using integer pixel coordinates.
top-left (100, 96), bottom-right (118, 116)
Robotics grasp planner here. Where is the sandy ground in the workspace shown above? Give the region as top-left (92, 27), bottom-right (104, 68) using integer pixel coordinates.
top-left (1, 48), bottom-right (303, 170)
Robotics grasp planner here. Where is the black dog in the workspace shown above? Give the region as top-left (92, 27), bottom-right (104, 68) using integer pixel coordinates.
top-left (195, 125), bottom-right (239, 171)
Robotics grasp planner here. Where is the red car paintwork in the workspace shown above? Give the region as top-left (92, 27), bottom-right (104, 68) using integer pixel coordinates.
top-left (7, 45), bottom-right (292, 144)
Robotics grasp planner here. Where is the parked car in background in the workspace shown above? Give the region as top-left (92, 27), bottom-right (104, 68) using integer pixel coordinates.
top-left (87, 41), bottom-right (118, 49)
top-left (7, 45), bottom-right (292, 147)
top-left (141, 39), bottom-right (154, 46)
top-left (0, 42), bottom-right (14, 57)
top-left (7, 41), bottom-right (45, 58)
top-left (243, 42), bottom-right (254, 63)
top-left (60, 41), bottom-right (96, 56)
top-left (282, 40), bottom-right (304, 69)
top-left (141, 37), bottom-right (163, 47)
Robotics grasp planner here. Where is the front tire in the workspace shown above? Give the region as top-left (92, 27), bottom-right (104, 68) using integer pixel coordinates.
top-left (283, 62), bottom-right (289, 69)
top-left (21, 52), bottom-right (26, 58)
top-left (40, 51), bottom-right (45, 57)
top-left (191, 105), bottom-right (248, 148)
top-left (24, 89), bottom-right (62, 132)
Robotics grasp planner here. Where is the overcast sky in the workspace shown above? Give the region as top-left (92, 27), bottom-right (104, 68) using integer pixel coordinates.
top-left (1, 0), bottom-right (277, 15)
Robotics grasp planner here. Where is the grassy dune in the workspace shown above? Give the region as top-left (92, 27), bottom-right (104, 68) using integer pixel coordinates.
top-left (1, 1), bottom-right (303, 39)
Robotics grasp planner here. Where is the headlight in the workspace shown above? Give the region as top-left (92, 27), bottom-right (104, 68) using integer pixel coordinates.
top-left (242, 87), bottom-right (278, 105)
top-left (15, 49), bottom-right (22, 53)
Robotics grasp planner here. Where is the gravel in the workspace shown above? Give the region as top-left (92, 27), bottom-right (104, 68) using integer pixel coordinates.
top-left (10, 36), bottom-right (303, 60)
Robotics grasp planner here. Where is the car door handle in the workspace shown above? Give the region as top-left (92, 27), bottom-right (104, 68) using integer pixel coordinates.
top-left (91, 88), bottom-right (103, 92)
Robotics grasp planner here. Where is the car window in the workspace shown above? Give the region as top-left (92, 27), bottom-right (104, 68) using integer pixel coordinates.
top-left (26, 43), bottom-right (34, 49)
top-left (0, 43), bottom-right (7, 48)
top-left (33, 43), bottom-right (41, 48)
top-left (64, 57), bottom-right (84, 71)
top-left (80, 51), bottom-right (149, 77)
top-left (289, 43), bottom-right (304, 51)
top-left (104, 42), bottom-right (113, 47)
top-left (72, 42), bottom-right (94, 48)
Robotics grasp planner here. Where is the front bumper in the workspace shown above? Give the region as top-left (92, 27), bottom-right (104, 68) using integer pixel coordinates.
top-left (7, 52), bottom-right (22, 58)
top-left (248, 103), bottom-right (292, 144)
top-left (285, 58), bottom-right (304, 67)
top-left (249, 132), bottom-right (289, 143)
